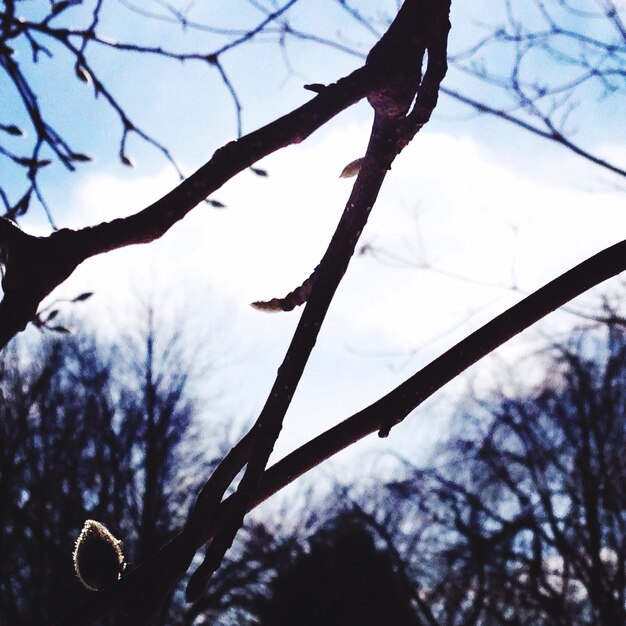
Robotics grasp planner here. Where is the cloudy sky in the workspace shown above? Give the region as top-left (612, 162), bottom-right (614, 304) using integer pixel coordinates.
top-left (6, 0), bottom-right (626, 483)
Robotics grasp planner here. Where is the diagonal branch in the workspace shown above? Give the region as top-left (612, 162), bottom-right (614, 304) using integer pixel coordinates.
top-left (441, 86), bottom-right (626, 178)
top-left (0, 60), bottom-right (378, 351)
top-left (55, 232), bottom-right (626, 626)
top-left (185, 113), bottom-right (408, 603)
top-left (53, 1), bottom-right (452, 622)
top-left (185, 0), bottom-right (451, 604)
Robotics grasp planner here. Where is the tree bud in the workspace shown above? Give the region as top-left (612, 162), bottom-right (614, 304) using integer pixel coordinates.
top-left (73, 520), bottom-right (126, 591)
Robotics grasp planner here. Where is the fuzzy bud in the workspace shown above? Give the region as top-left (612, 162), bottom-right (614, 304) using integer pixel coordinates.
top-left (73, 520), bottom-right (126, 591)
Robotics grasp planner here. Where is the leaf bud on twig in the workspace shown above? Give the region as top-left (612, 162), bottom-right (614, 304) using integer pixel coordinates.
top-left (73, 520), bottom-right (126, 591)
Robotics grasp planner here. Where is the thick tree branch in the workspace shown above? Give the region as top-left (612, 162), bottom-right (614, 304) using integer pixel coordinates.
top-left (56, 233), bottom-right (626, 626)
top-left (185, 114), bottom-right (404, 602)
top-left (185, 0), bottom-right (450, 605)
top-left (54, 1), bottom-right (452, 621)
top-left (0, 61), bottom-right (376, 351)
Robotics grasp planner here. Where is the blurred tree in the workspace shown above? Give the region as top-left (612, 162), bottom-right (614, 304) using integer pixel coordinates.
top-left (386, 319), bottom-right (626, 625)
top-left (182, 519), bottom-right (300, 626)
top-left (0, 313), bottom-right (209, 625)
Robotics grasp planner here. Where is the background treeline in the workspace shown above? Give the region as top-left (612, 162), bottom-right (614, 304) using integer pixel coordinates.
top-left (1, 307), bottom-right (624, 625)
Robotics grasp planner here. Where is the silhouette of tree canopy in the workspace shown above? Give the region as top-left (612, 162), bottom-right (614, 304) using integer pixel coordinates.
top-left (0, 314), bottom-right (209, 625)
top-left (253, 510), bottom-right (421, 626)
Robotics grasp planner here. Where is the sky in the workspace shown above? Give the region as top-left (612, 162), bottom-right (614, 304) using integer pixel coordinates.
top-left (4, 0), bottom-right (626, 491)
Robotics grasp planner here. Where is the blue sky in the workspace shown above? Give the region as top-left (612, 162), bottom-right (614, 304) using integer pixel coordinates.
top-left (4, 1), bottom-right (626, 482)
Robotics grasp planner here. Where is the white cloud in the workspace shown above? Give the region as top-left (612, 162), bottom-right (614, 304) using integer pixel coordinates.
top-left (39, 122), bottom-right (626, 464)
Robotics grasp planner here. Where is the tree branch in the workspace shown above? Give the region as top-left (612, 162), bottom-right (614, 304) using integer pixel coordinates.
top-left (55, 233), bottom-right (626, 625)
top-left (0, 60), bottom-right (377, 351)
top-left (185, 0), bottom-right (451, 604)
top-left (53, 0), bottom-right (453, 621)
top-left (441, 86), bottom-right (626, 178)
top-left (255, 235), bottom-right (626, 501)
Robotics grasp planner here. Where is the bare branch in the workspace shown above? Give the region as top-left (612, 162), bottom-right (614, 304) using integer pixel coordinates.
top-left (441, 86), bottom-right (626, 178)
top-left (185, 0), bottom-right (451, 602)
top-left (0, 57), bottom-right (378, 350)
top-left (56, 233), bottom-right (626, 625)
top-left (0, 0), bottom-right (302, 218)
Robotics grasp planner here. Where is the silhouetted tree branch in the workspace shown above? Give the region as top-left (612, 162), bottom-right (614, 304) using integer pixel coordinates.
top-left (447, 0), bottom-right (626, 178)
top-left (2, 1), bottom-right (624, 623)
top-left (289, 0), bottom-right (626, 179)
top-left (0, 0), bottom-right (300, 221)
